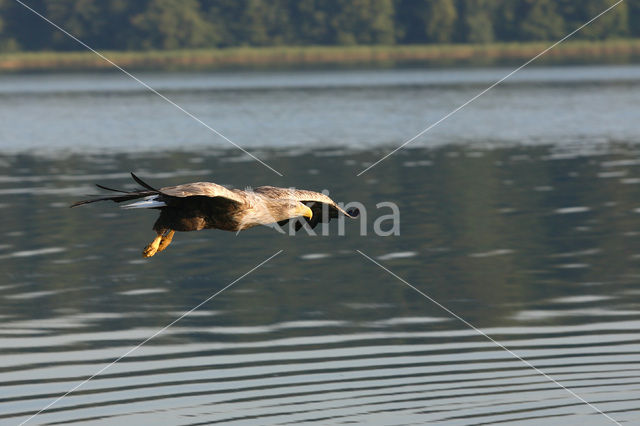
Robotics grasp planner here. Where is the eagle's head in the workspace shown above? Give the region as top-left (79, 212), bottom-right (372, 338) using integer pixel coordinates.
top-left (263, 199), bottom-right (313, 225)
top-left (278, 200), bottom-right (313, 221)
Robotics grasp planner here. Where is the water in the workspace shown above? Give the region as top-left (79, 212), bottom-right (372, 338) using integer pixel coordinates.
top-left (1, 66), bottom-right (640, 425)
top-left (1, 65), bottom-right (639, 154)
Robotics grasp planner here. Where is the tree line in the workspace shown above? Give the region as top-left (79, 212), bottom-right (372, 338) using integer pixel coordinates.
top-left (0, 0), bottom-right (638, 52)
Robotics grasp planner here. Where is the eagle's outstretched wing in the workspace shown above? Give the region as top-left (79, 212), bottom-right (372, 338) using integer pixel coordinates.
top-left (160, 182), bottom-right (247, 204)
top-left (71, 173), bottom-right (247, 208)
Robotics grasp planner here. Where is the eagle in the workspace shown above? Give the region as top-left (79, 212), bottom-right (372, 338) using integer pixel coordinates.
top-left (72, 173), bottom-right (359, 258)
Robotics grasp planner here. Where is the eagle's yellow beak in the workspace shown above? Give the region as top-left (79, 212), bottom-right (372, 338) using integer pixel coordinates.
top-left (298, 204), bottom-right (313, 219)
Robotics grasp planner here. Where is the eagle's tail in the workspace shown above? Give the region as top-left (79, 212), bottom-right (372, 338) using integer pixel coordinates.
top-left (70, 190), bottom-right (157, 207)
top-left (70, 173), bottom-right (160, 208)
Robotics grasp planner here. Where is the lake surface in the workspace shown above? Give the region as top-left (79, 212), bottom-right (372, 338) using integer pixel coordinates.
top-left (1, 66), bottom-right (640, 425)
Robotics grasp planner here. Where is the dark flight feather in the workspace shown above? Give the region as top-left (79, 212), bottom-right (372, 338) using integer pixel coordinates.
top-left (130, 172), bottom-right (160, 192)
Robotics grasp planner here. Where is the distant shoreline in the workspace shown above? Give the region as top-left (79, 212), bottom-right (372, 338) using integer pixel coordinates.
top-left (2, 39), bottom-right (640, 72)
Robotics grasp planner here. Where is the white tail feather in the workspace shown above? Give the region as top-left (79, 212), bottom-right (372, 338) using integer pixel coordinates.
top-left (122, 196), bottom-right (166, 209)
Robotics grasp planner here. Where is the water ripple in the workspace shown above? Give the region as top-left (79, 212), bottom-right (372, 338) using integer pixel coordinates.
top-left (1, 316), bottom-right (639, 424)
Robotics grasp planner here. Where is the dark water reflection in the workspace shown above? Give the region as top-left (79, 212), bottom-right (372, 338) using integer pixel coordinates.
top-left (1, 145), bottom-right (640, 424)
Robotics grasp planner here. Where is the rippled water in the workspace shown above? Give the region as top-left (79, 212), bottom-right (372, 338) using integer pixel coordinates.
top-left (1, 66), bottom-right (640, 425)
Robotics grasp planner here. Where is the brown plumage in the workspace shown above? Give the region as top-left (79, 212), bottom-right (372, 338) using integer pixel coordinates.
top-left (71, 173), bottom-right (359, 258)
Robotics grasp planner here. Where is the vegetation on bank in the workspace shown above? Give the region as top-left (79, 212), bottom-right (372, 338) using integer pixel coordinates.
top-left (0, 0), bottom-right (636, 52)
top-left (2, 0), bottom-right (638, 71)
top-left (2, 39), bottom-right (640, 72)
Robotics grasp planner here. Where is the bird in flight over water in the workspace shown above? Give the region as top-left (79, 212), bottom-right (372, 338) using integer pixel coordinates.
top-left (71, 173), bottom-right (359, 258)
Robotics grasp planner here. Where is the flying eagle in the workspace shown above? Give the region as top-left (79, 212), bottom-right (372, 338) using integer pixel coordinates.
top-left (72, 173), bottom-right (359, 258)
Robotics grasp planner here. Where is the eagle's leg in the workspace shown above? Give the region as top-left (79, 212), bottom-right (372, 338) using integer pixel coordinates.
top-left (157, 230), bottom-right (175, 253)
top-left (142, 233), bottom-right (163, 258)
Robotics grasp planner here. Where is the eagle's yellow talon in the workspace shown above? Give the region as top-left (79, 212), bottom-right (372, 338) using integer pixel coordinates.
top-left (142, 235), bottom-right (162, 258)
top-left (157, 230), bottom-right (175, 253)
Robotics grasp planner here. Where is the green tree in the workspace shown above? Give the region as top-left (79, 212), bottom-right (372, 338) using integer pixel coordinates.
top-left (2, 0), bottom-right (52, 50)
top-left (131, 0), bottom-right (217, 49)
top-left (44, 0), bottom-right (105, 49)
top-left (393, 0), bottom-right (426, 43)
top-left (629, 0), bottom-right (640, 37)
top-left (367, 0), bottom-right (396, 44)
top-left (101, 0), bottom-right (150, 50)
top-left (558, 0), bottom-right (628, 40)
top-left (492, 0), bottom-right (518, 42)
top-left (239, 0), bottom-right (293, 46)
top-left (518, 0), bottom-right (565, 41)
top-left (424, 0), bottom-right (458, 43)
top-left (0, 0), bottom-right (19, 51)
top-left (323, 0), bottom-right (395, 45)
top-left (201, 0), bottom-right (244, 46)
top-left (289, 0), bottom-right (330, 44)
top-left (458, 0), bottom-right (495, 43)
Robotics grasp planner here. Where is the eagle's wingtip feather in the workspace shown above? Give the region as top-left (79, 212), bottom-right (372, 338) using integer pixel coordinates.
top-left (347, 207), bottom-right (360, 217)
